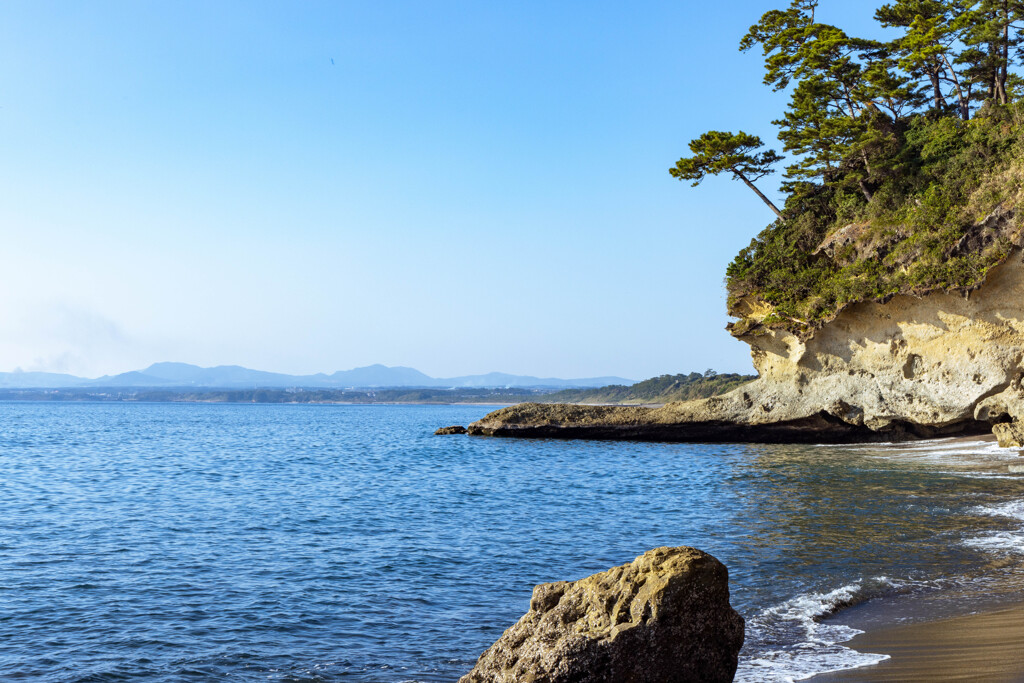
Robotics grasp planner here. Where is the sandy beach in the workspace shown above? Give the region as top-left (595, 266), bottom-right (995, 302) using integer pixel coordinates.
top-left (811, 603), bottom-right (1024, 682)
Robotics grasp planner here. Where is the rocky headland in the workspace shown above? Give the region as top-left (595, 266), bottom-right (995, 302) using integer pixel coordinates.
top-left (469, 248), bottom-right (1024, 446)
top-left (459, 546), bottom-right (744, 683)
top-left (455, 73), bottom-right (1024, 448)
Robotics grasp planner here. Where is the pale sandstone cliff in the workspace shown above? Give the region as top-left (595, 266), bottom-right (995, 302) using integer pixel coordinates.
top-left (469, 250), bottom-right (1024, 446)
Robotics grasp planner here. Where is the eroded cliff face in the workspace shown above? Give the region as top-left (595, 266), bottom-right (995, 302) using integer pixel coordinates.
top-left (724, 248), bottom-right (1024, 437)
top-left (468, 250), bottom-right (1024, 445)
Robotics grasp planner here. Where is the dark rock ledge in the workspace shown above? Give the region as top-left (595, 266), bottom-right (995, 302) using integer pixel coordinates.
top-left (465, 402), bottom-right (989, 445)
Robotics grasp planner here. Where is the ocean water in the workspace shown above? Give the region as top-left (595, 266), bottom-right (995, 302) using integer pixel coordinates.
top-left (3, 402), bottom-right (1024, 682)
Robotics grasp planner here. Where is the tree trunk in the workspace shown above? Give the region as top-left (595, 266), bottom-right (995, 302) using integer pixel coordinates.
top-left (940, 54), bottom-right (970, 120)
top-left (999, 8), bottom-right (1010, 104)
top-left (735, 171), bottom-right (783, 219)
top-left (931, 69), bottom-right (945, 111)
top-left (859, 152), bottom-right (874, 203)
top-left (858, 179), bottom-right (874, 203)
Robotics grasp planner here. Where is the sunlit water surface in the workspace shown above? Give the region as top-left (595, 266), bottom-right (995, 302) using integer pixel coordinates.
top-left (3, 402), bottom-right (1024, 682)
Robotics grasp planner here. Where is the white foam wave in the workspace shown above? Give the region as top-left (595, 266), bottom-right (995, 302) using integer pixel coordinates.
top-left (977, 499), bottom-right (1024, 521)
top-left (859, 440), bottom-right (1024, 475)
top-left (966, 531), bottom-right (1024, 553)
top-left (926, 471), bottom-right (1021, 480)
top-left (965, 499), bottom-right (1024, 554)
top-left (736, 579), bottom-right (892, 682)
top-left (837, 438), bottom-right (994, 452)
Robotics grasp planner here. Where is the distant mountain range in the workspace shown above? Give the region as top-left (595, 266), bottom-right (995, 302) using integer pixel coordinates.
top-left (0, 362), bottom-right (635, 390)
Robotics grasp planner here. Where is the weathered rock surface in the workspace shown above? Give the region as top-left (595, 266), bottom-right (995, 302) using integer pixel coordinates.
top-left (468, 250), bottom-right (1024, 445)
top-left (435, 425), bottom-right (467, 435)
top-left (459, 546), bottom-right (744, 683)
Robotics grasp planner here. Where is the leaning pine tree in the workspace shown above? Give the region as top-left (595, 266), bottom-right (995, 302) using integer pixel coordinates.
top-left (670, 131), bottom-right (784, 218)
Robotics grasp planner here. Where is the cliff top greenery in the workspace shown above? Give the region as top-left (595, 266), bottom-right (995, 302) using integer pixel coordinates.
top-left (541, 371), bottom-right (755, 405)
top-left (674, 0), bottom-right (1024, 333)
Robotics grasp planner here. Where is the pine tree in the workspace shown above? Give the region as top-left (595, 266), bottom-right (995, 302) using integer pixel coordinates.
top-left (960, 0), bottom-right (1024, 104)
top-left (742, 1), bottom-right (888, 197)
top-left (670, 131), bottom-right (784, 218)
top-left (876, 0), bottom-right (974, 118)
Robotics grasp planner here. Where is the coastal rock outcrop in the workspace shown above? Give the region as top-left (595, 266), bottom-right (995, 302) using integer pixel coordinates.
top-left (435, 425), bottom-right (467, 435)
top-left (468, 250), bottom-right (1024, 445)
top-left (459, 546), bottom-right (744, 683)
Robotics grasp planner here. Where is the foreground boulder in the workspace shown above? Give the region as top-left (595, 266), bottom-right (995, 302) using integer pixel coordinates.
top-left (468, 250), bottom-right (1024, 444)
top-left (459, 546), bottom-right (744, 683)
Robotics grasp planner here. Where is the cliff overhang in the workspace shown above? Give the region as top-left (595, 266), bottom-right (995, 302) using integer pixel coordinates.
top-left (468, 250), bottom-right (1024, 447)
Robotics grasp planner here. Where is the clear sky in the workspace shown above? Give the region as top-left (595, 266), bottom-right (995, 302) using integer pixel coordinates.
top-left (0, 1), bottom-right (889, 380)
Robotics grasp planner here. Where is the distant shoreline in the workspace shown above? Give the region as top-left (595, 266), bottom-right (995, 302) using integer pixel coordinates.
top-left (0, 373), bottom-right (747, 408)
top-left (0, 387), bottom-right (547, 406)
top-left (0, 395), bottom-right (524, 407)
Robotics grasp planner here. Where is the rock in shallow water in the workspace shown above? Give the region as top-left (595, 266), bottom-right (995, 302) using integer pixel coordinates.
top-left (434, 425), bottom-right (467, 435)
top-left (459, 546), bottom-right (744, 683)
top-left (993, 420), bottom-right (1024, 448)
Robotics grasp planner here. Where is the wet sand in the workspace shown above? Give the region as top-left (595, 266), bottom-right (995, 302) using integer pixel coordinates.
top-left (810, 603), bottom-right (1024, 682)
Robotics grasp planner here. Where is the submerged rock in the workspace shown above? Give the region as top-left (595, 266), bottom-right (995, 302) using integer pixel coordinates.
top-left (993, 421), bottom-right (1024, 448)
top-left (434, 425), bottom-right (467, 435)
top-left (468, 250), bottom-right (1024, 444)
top-left (459, 546), bottom-right (744, 683)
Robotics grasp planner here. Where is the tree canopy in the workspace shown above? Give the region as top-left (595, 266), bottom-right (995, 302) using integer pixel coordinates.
top-left (675, 0), bottom-right (1024, 213)
top-left (670, 131), bottom-right (784, 218)
top-left (672, 0), bottom-right (1024, 332)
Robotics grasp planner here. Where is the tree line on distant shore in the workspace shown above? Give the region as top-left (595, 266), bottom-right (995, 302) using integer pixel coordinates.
top-left (0, 373), bottom-right (753, 406)
top-left (0, 387), bottom-right (547, 404)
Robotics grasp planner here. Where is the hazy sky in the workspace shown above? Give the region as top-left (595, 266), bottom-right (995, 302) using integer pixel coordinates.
top-left (0, 1), bottom-right (888, 379)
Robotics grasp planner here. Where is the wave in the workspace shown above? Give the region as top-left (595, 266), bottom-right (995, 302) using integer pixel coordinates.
top-left (736, 578), bottom-right (894, 682)
top-left (966, 499), bottom-right (1024, 554)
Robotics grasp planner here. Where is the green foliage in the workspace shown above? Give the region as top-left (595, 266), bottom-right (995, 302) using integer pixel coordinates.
top-left (726, 102), bottom-right (1024, 327)
top-left (680, 1), bottom-right (1024, 332)
top-left (670, 131), bottom-right (784, 216)
top-left (670, 131), bottom-right (781, 186)
top-left (878, 0), bottom-right (975, 116)
top-left (541, 372), bottom-right (756, 405)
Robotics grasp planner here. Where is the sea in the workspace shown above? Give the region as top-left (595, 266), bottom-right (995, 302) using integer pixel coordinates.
top-left (4, 402), bottom-right (1024, 682)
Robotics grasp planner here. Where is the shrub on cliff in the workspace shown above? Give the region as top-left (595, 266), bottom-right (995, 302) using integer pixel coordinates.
top-left (727, 104), bottom-right (1024, 327)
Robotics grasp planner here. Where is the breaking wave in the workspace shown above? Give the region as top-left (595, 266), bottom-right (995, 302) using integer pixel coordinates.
top-left (736, 579), bottom-right (894, 682)
top-left (966, 498), bottom-right (1024, 554)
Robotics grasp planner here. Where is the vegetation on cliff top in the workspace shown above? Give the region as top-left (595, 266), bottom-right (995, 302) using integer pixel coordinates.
top-left (674, 1), bottom-right (1024, 333)
top-left (540, 371), bottom-right (755, 405)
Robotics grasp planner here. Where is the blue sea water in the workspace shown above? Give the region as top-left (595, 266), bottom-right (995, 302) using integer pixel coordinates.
top-left (4, 402), bottom-right (1024, 682)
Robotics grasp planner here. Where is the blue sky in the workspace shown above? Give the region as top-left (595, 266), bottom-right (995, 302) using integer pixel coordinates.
top-left (0, 1), bottom-right (889, 379)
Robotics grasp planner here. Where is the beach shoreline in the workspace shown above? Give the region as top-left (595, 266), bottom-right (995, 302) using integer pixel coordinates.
top-left (809, 601), bottom-right (1024, 681)
top-left (806, 432), bottom-right (1024, 681)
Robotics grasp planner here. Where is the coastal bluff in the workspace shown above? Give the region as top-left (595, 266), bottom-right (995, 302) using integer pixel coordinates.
top-left (459, 546), bottom-right (744, 683)
top-left (468, 250), bottom-right (1024, 446)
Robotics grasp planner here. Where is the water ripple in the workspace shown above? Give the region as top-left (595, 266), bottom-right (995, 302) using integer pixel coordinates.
top-left (1, 403), bottom-right (1023, 681)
